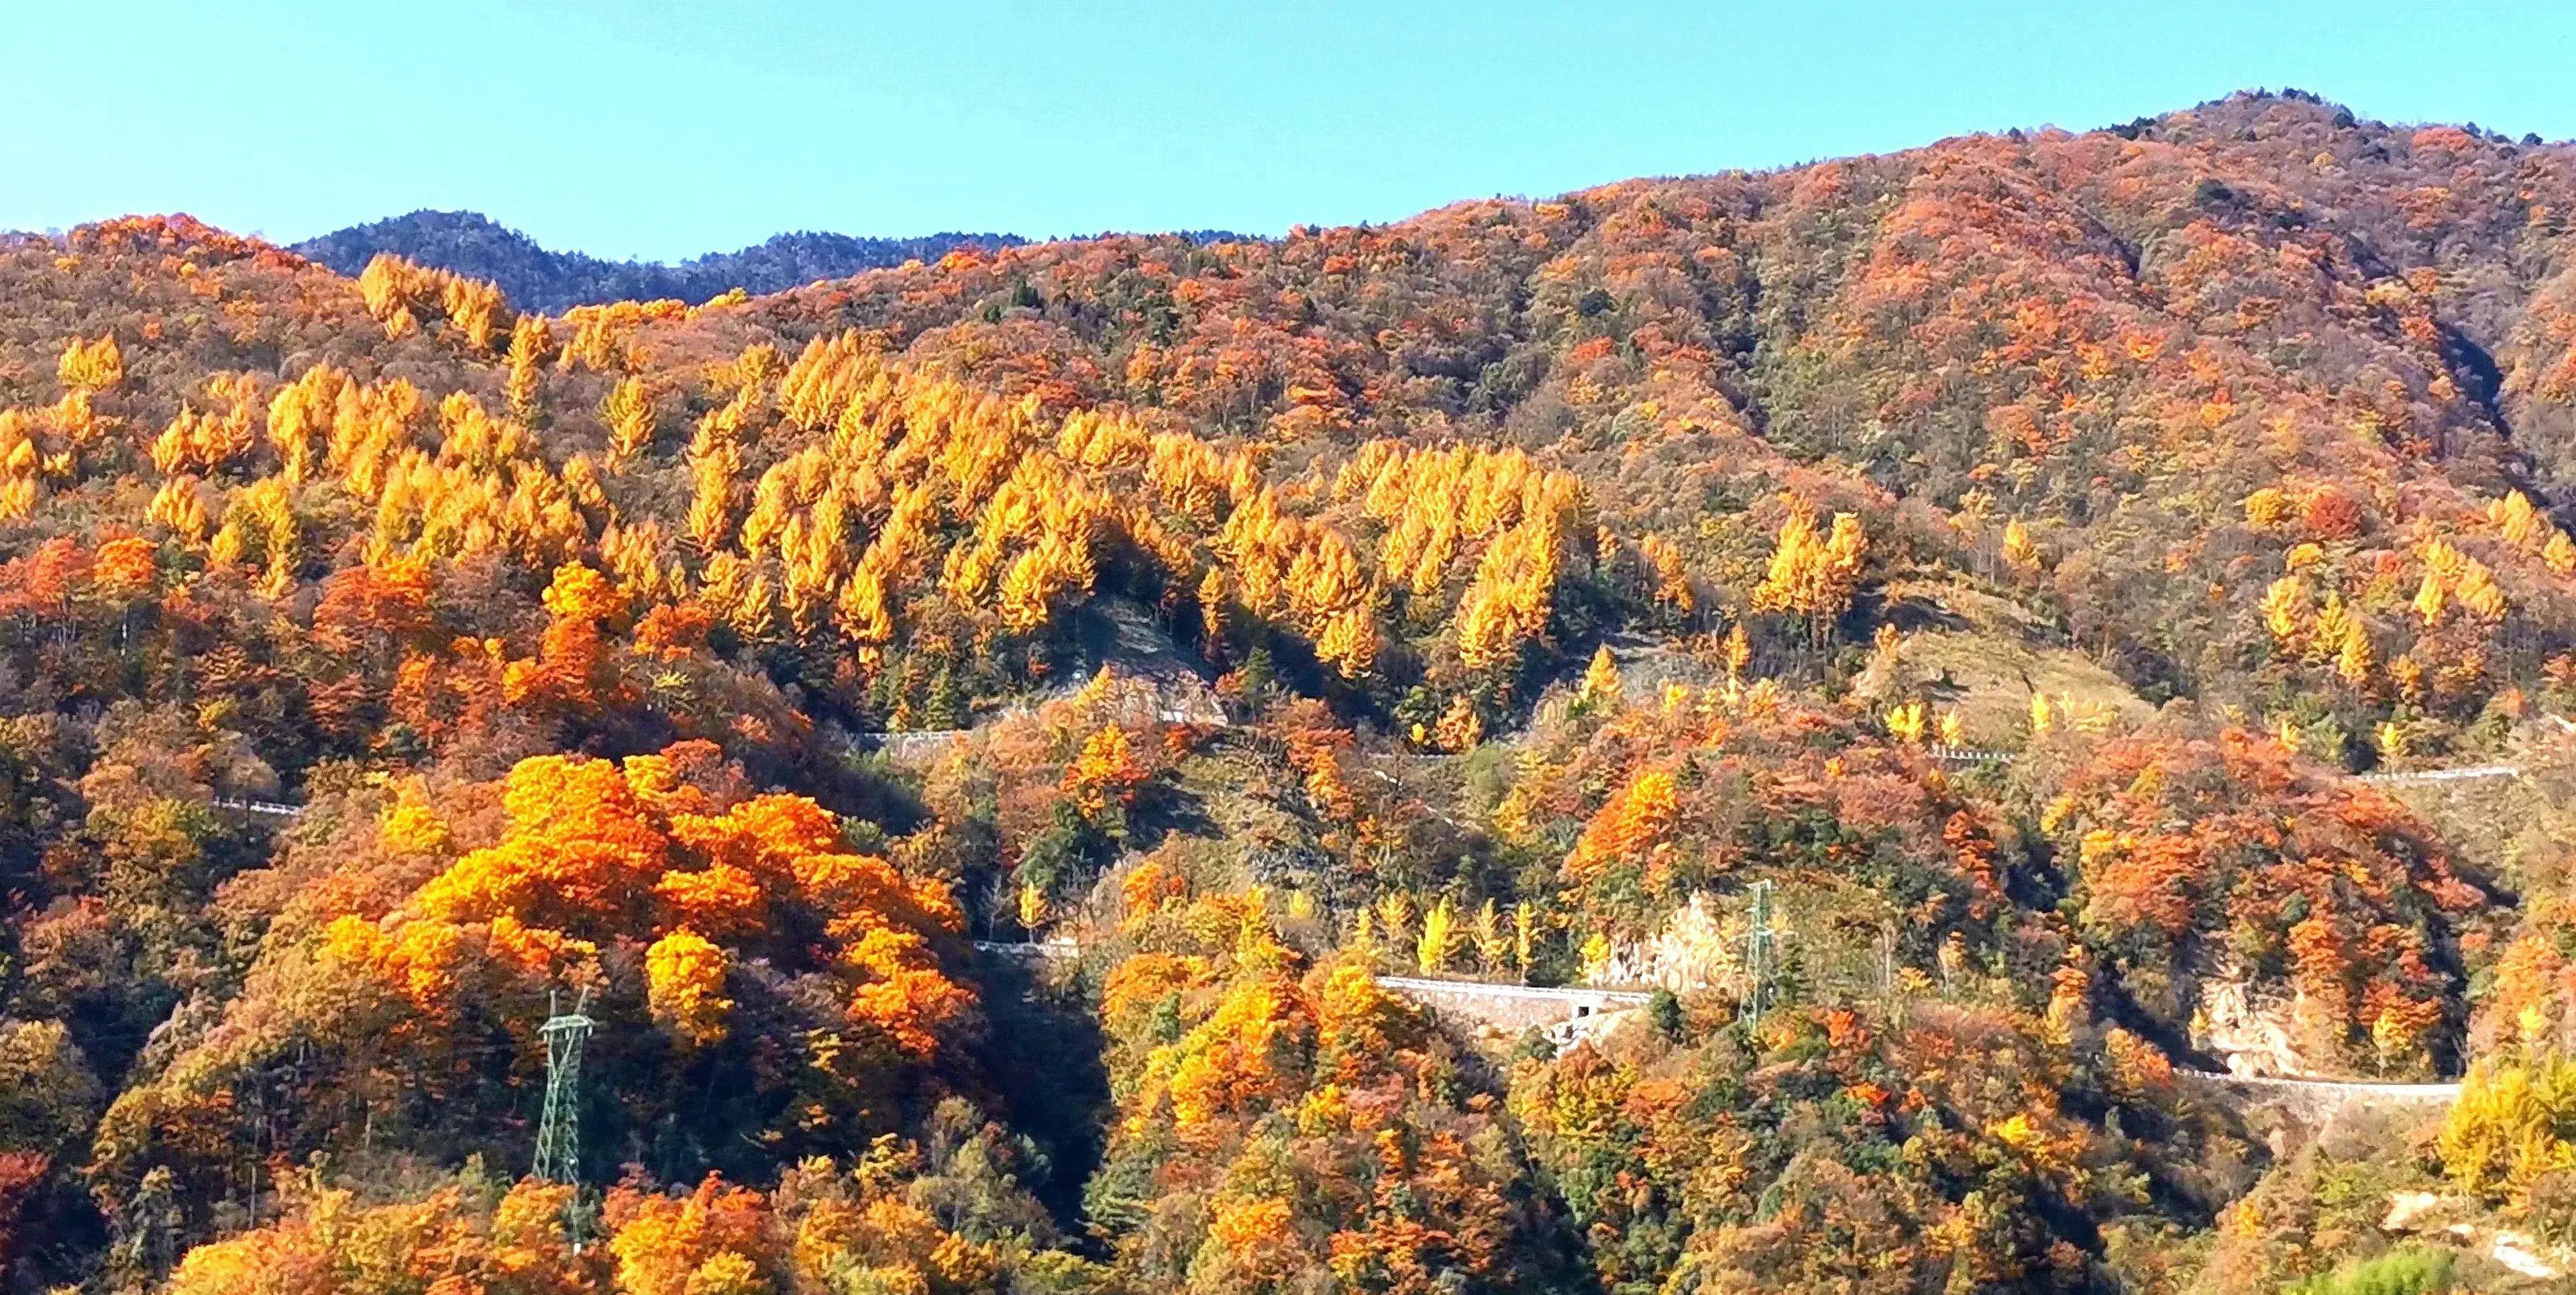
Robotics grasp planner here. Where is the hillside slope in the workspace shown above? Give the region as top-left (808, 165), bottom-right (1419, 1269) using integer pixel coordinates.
top-left (609, 89), bottom-right (2576, 749)
top-left (6, 89), bottom-right (2576, 1293)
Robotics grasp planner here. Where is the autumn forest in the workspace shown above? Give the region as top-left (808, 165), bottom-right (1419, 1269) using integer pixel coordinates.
top-left (11, 89), bottom-right (2576, 1294)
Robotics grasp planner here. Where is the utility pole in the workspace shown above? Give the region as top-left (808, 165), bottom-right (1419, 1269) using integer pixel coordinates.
top-left (1741, 880), bottom-right (1776, 1027)
top-left (1878, 921), bottom-right (1898, 1007)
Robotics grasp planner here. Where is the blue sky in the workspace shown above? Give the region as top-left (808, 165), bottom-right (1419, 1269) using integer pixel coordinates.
top-left (5, 1), bottom-right (2572, 260)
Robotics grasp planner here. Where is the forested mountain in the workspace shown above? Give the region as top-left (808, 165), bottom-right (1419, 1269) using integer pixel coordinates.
top-left (4, 89), bottom-right (2576, 1293)
top-left (291, 210), bottom-right (1027, 312)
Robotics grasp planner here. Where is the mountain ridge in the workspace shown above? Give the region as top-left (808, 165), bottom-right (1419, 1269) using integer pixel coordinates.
top-left (288, 209), bottom-right (1029, 312)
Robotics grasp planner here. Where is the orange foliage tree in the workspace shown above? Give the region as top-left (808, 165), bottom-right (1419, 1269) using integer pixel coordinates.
top-left (92, 742), bottom-right (974, 1215)
top-left (2045, 725), bottom-right (2493, 1074)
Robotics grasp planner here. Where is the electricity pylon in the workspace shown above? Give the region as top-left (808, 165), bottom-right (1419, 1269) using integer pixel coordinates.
top-left (533, 988), bottom-right (593, 1185)
top-left (1741, 880), bottom-right (1776, 1026)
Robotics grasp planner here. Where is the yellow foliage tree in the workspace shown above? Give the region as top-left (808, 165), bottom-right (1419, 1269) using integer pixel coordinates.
top-left (1722, 623), bottom-right (1752, 678)
top-left (2337, 619), bottom-right (2375, 688)
top-left (1752, 505), bottom-right (1866, 646)
top-left (504, 315), bottom-right (552, 422)
top-left (2001, 517), bottom-right (2039, 570)
top-left (1065, 725), bottom-right (1146, 819)
top-left (2262, 574), bottom-right (2309, 643)
top-left (1885, 700), bottom-right (1928, 744)
top-left (2441, 1054), bottom-right (2576, 1204)
top-left (1578, 644), bottom-right (1621, 708)
top-left (602, 377), bottom-right (657, 470)
top-left (647, 929), bottom-right (734, 1049)
top-left (57, 333), bottom-right (123, 391)
top-left (1416, 898), bottom-right (1458, 973)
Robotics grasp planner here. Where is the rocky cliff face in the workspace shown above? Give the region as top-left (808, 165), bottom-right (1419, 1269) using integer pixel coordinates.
top-left (2195, 974), bottom-right (2330, 1077)
top-left (1594, 892), bottom-right (1739, 991)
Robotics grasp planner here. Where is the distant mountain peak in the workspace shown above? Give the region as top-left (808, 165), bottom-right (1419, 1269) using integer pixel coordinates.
top-left (290, 210), bottom-right (1025, 312)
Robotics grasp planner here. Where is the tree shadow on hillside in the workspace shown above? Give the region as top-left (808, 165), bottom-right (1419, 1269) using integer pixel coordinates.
top-left (964, 953), bottom-right (1114, 1240)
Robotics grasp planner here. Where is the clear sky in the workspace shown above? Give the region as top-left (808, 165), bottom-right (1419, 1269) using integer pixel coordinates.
top-left (5, 0), bottom-right (2573, 261)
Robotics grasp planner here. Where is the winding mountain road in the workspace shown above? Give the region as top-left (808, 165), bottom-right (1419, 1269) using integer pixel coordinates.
top-left (2176, 1068), bottom-right (2461, 1102)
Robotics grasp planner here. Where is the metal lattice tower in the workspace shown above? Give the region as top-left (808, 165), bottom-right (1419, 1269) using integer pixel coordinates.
top-left (1741, 880), bottom-right (1776, 1026)
top-left (533, 989), bottom-right (594, 1186)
